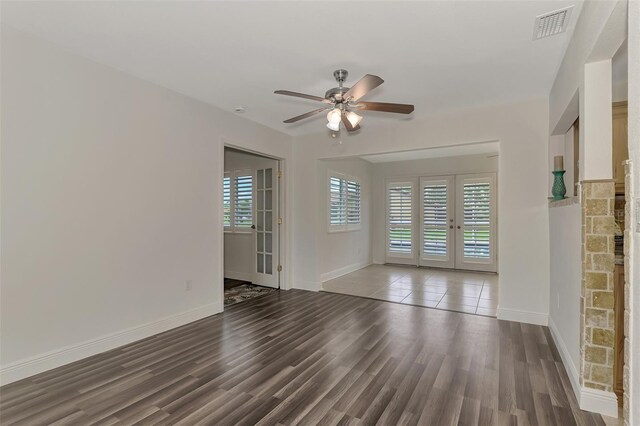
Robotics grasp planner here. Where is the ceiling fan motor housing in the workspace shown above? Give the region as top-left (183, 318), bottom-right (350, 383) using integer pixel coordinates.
top-left (325, 87), bottom-right (350, 102)
top-left (327, 69), bottom-right (350, 102)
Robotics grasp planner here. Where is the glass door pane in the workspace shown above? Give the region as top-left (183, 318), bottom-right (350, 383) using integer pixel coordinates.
top-left (256, 168), bottom-right (273, 276)
top-left (455, 173), bottom-right (496, 272)
top-left (419, 176), bottom-right (455, 268)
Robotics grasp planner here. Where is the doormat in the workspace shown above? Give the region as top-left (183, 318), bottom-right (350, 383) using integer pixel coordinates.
top-left (224, 284), bottom-right (278, 307)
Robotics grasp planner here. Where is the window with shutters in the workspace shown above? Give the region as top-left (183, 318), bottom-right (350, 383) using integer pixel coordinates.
top-left (223, 174), bottom-right (231, 228)
top-left (461, 180), bottom-right (491, 259)
top-left (223, 170), bottom-right (254, 232)
top-left (328, 172), bottom-right (361, 232)
top-left (387, 182), bottom-right (413, 256)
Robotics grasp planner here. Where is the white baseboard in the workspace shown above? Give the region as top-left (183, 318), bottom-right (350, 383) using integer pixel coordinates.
top-left (0, 301), bottom-right (222, 386)
top-left (548, 318), bottom-right (581, 400)
top-left (293, 280), bottom-right (321, 292)
top-left (320, 261), bottom-right (371, 282)
top-left (548, 318), bottom-right (619, 418)
top-left (225, 270), bottom-right (253, 282)
top-left (580, 388), bottom-right (619, 418)
top-left (497, 307), bottom-right (549, 326)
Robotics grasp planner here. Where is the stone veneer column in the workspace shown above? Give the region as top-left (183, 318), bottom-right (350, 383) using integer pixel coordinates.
top-left (580, 180), bottom-right (616, 391)
top-left (623, 161), bottom-right (633, 424)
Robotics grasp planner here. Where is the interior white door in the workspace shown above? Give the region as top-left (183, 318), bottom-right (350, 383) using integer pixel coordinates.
top-left (254, 167), bottom-right (279, 288)
top-left (419, 176), bottom-right (455, 268)
top-left (454, 173), bottom-right (497, 272)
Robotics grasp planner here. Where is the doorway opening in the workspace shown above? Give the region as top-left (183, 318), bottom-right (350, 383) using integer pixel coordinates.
top-left (321, 144), bottom-right (500, 316)
top-left (223, 147), bottom-right (281, 307)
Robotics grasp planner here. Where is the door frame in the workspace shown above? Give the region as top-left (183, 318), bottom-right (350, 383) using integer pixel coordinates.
top-left (218, 140), bottom-right (289, 310)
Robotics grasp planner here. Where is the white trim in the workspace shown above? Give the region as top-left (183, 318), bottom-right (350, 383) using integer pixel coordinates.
top-left (549, 318), bottom-right (581, 400)
top-left (548, 318), bottom-right (618, 417)
top-left (293, 280), bottom-right (321, 292)
top-left (579, 388), bottom-right (619, 418)
top-left (497, 307), bottom-right (549, 325)
top-left (320, 261), bottom-right (371, 282)
top-left (0, 302), bottom-right (222, 386)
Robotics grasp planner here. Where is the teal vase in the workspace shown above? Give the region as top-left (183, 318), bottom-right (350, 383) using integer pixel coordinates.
top-left (552, 170), bottom-right (567, 200)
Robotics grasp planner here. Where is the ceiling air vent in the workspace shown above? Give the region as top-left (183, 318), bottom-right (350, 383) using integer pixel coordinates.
top-left (533, 6), bottom-right (573, 40)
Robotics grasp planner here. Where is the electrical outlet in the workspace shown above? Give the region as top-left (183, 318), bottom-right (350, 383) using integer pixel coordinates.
top-left (185, 280), bottom-right (192, 291)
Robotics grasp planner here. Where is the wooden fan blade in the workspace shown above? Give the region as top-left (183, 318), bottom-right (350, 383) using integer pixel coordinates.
top-left (355, 101), bottom-right (414, 114)
top-left (343, 74), bottom-right (384, 102)
top-left (340, 113), bottom-right (360, 132)
top-left (283, 108), bottom-right (327, 123)
top-left (274, 90), bottom-right (332, 103)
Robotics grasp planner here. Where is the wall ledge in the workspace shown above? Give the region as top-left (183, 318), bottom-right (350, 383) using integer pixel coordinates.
top-left (549, 196), bottom-right (580, 208)
top-left (0, 301), bottom-right (223, 386)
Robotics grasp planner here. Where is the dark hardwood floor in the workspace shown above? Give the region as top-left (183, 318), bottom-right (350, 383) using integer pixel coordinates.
top-left (0, 290), bottom-right (604, 425)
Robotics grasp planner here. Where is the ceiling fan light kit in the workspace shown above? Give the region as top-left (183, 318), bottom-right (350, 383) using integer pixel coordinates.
top-left (275, 69), bottom-right (414, 133)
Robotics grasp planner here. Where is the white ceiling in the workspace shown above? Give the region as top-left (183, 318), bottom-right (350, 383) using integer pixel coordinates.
top-left (360, 141), bottom-right (499, 163)
top-left (1, 1), bottom-right (582, 136)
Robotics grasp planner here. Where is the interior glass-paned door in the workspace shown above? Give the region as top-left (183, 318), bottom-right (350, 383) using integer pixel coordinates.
top-left (386, 182), bottom-right (415, 264)
top-left (419, 176), bottom-right (455, 268)
top-left (455, 173), bottom-right (496, 272)
top-left (255, 167), bottom-right (278, 288)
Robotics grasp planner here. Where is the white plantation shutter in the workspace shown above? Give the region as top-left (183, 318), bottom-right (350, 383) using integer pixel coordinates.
top-left (462, 180), bottom-right (491, 259)
top-left (329, 176), bottom-right (346, 226)
top-left (387, 182), bottom-right (413, 255)
top-left (223, 174), bottom-right (231, 228)
top-left (328, 173), bottom-right (361, 231)
top-left (234, 174), bottom-right (253, 229)
top-left (422, 183), bottom-right (448, 257)
top-left (347, 180), bottom-right (361, 225)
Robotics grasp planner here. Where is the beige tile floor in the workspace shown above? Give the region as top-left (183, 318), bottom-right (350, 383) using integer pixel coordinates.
top-left (322, 264), bottom-right (499, 317)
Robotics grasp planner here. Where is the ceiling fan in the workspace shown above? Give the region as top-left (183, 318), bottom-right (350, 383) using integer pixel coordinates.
top-left (274, 69), bottom-right (414, 132)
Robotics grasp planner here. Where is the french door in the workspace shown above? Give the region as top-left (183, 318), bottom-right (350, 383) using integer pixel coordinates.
top-left (254, 167), bottom-right (278, 288)
top-left (419, 176), bottom-right (455, 268)
top-left (455, 174), bottom-right (496, 272)
top-left (388, 173), bottom-right (496, 272)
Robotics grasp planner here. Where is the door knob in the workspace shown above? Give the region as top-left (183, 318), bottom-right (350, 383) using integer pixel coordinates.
top-left (457, 226), bottom-right (461, 229)
top-left (449, 225), bottom-right (453, 229)
top-left (251, 224), bottom-right (256, 230)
